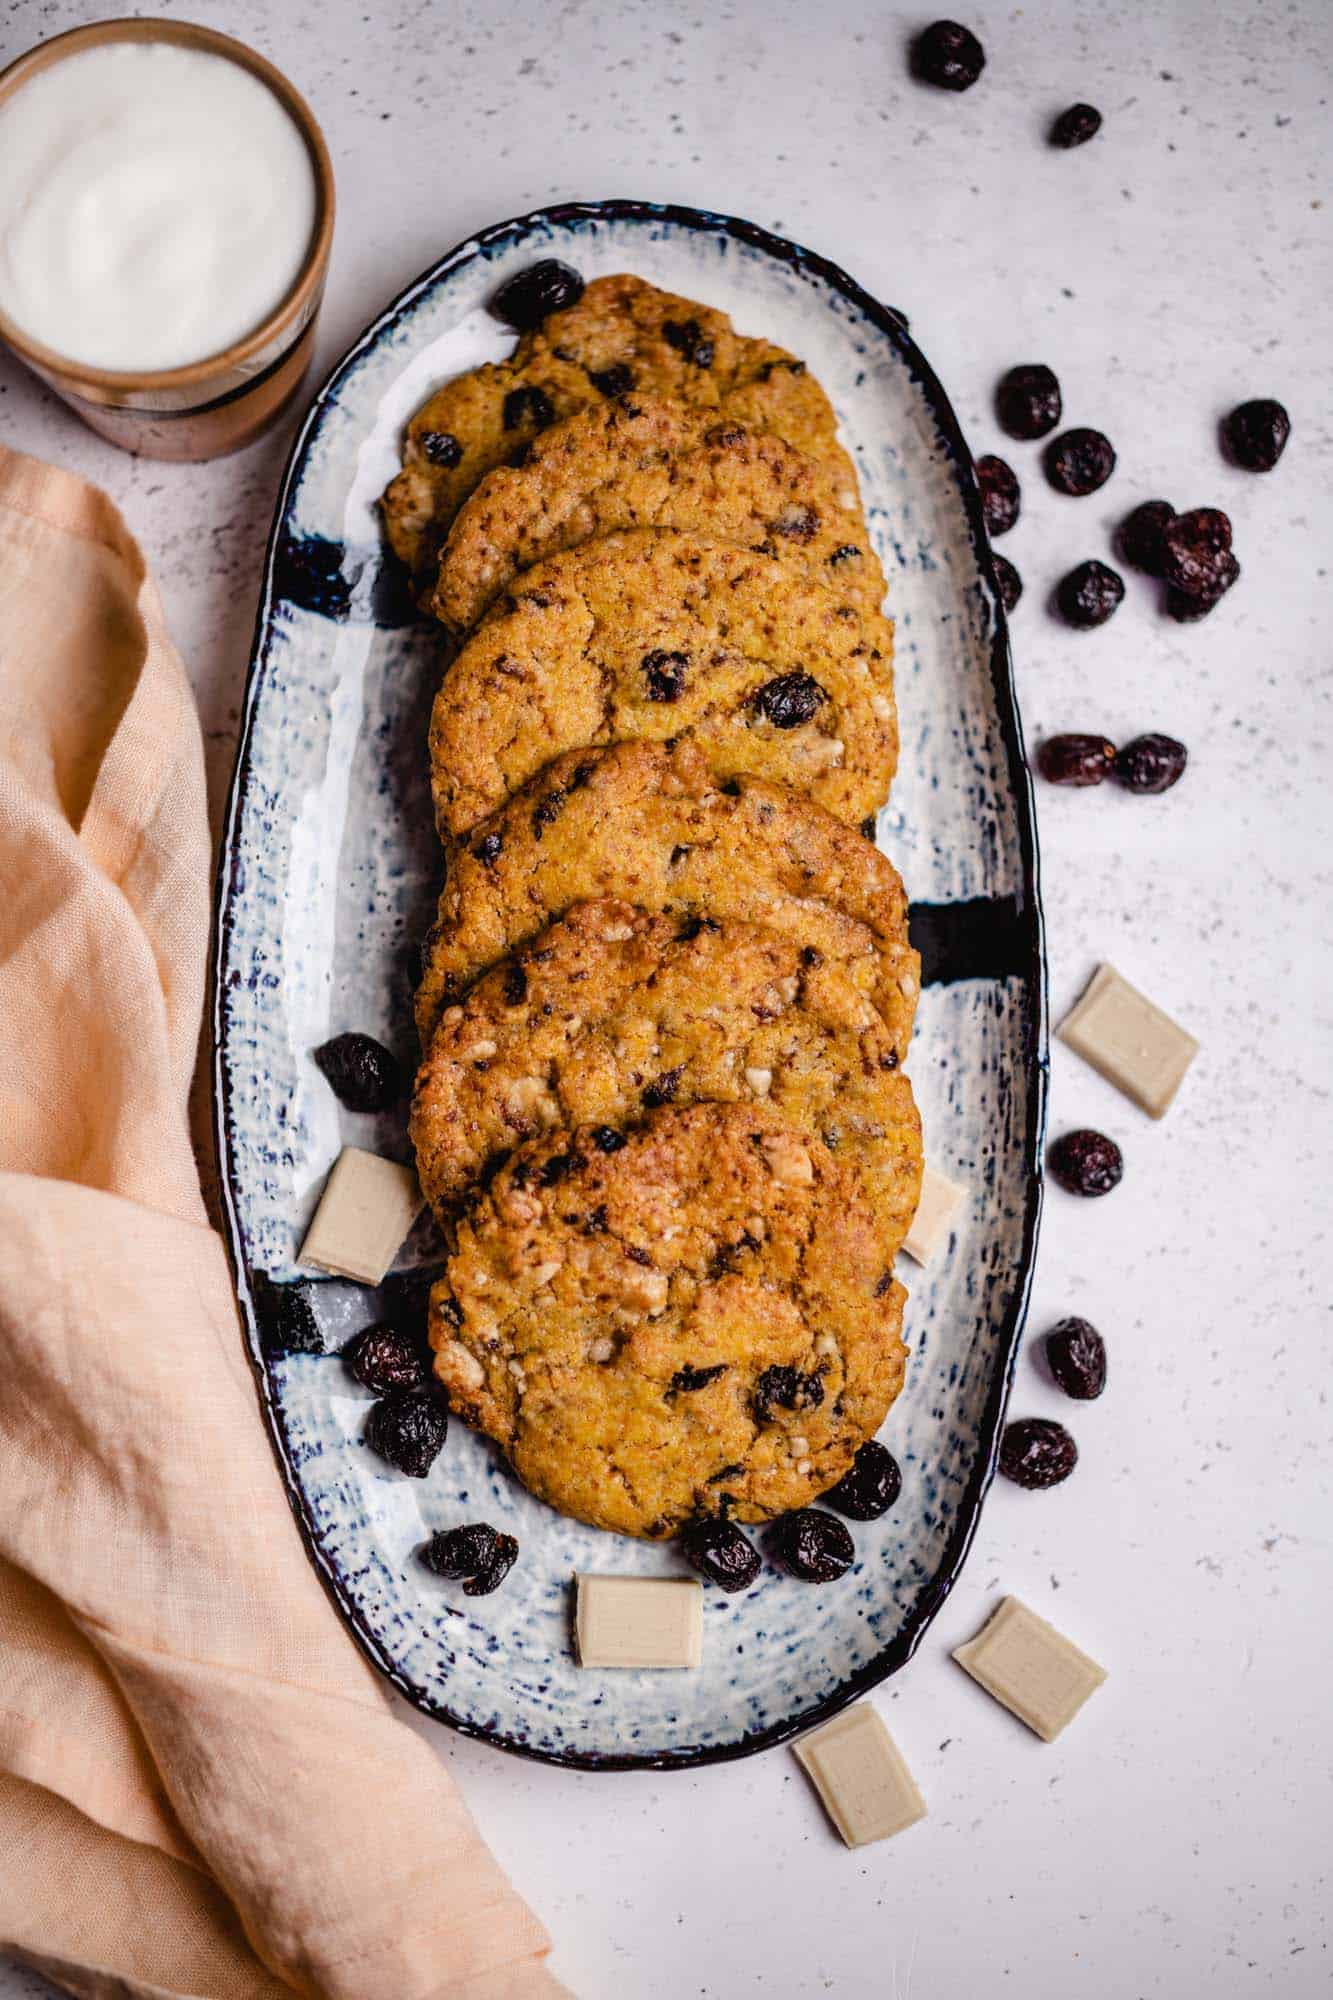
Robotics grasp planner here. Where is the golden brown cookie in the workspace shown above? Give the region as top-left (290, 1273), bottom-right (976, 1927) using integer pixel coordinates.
top-left (428, 529), bottom-right (896, 836)
top-left (428, 1103), bottom-right (908, 1538)
top-left (413, 741), bottom-right (919, 1059)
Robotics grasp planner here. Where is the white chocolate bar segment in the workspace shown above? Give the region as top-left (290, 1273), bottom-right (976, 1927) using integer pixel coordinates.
top-left (1058, 962), bottom-right (1198, 1119)
top-left (794, 1703), bottom-right (926, 1847)
top-left (900, 1163), bottom-right (967, 1266)
top-left (298, 1147), bottom-right (423, 1285)
top-left (574, 1575), bottom-right (702, 1669)
top-left (953, 1595), bottom-right (1107, 1742)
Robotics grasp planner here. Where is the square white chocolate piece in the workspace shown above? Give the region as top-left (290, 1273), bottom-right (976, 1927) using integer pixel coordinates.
top-left (901, 1164), bottom-right (967, 1265)
top-left (1058, 963), bottom-right (1198, 1119)
top-left (574, 1575), bottom-right (702, 1669)
top-left (298, 1148), bottom-right (422, 1285)
top-left (794, 1703), bottom-right (926, 1847)
top-left (953, 1595), bottom-right (1107, 1742)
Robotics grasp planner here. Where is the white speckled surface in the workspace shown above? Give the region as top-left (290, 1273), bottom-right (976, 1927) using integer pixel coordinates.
top-left (1, 2), bottom-right (1328, 1995)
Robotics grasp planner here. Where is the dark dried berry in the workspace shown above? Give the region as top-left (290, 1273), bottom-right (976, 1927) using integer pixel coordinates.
top-left (589, 362), bottom-right (635, 397)
top-left (502, 384), bottom-right (555, 432)
top-left (1050, 102), bottom-right (1102, 147)
top-left (344, 1322), bottom-right (428, 1394)
top-left (489, 259), bottom-right (585, 330)
top-left (1223, 398), bottom-right (1290, 473)
top-left (1111, 733), bottom-right (1187, 794)
top-left (663, 317), bottom-right (714, 367)
top-left (1165, 582), bottom-right (1229, 622)
top-left (1160, 508), bottom-right (1233, 598)
top-left (754, 1364), bottom-right (825, 1420)
top-left (1037, 733), bottom-right (1117, 787)
top-left (1057, 559), bottom-right (1125, 628)
top-left (1000, 1417), bottom-right (1078, 1488)
top-left (257, 1276), bottom-right (324, 1355)
top-left (538, 1150), bottom-right (579, 1186)
top-left (502, 961), bottom-right (528, 1005)
top-left (591, 1126), bottom-right (626, 1153)
top-left (1045, 427), bottom-right (1116, 497)
top-left (772, 1508), bottom-right (855, 1582)
top-left (859, 816), bottom-right (877, 840)
top-left (422, 1521), bottom-right (497, 1579)
top-left (1048, 1127), bottom-right (1123, 1197)
top-left (420, 430), bottom-right (462, 467)
top-left (992, 552), bottom-right (1023, 612)
top-left (772, 503), bottom-right (819, 543)
top-left (467, 1532), bottom-right (518, 1595)
top-left (749, 670), bottom-right (828, 729)
top-left (474, 830), bottom-right (503, 866)
top-left (1117, 499), bottom-right (1176, 576)
top-left (643, 1065), bottom-right (683, 1109)
top-left (531, 788), bottom-right (566, 837)
top-left (1045, 1318), bottom-right (1107, 1400)
top-left (910, 18), bottom-right (985, 90)
top-left (996, 363), bottom-right (1062, 441)
top-left (828, 542), bottom-right (862, 566)
top-left (680, 1517), bottom-right (761, 1592)
top-left (823, 1440), bottom-right (902, 1520)
top-left (366, 1391), bottom-right (447, 1478)
top-left (976, 454), bottom-right (1021, 536)
top-left (641, 648), bottom-right (689, 702)
top-left (313, 1031), bottom-right (401, 1112)
top-left (670, 1363), bottom-right (728, 1394)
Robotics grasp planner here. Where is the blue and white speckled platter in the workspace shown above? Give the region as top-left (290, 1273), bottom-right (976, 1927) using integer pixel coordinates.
top-left (213, 201), bottom-right (1047, 1769)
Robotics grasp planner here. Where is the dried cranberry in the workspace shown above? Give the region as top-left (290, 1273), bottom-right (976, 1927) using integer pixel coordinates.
top-left (670, 1363), bottom-right (728, 1394)
top-left (1118, 499), bottom-right (1176, 576)
top-left (641, 648), bottom-right (689, 702)
top-left (749, 671), bottom-right (828, 729)
top-left (823, 1440), bottom-right (902, 1520)
top-left (1223, 398), bottom-right (1290, 472)
top-left (1048, 1128), bottom-right (1123, 1197)
top-left (754, 1365), bottom-right (825, 1420)
top-left (1112, 733), bottom-right (1187, 794)
top-left (828, 543), bottom-right (862, 566)
top-left (466, 1533), bottom-right (518, 1596)
top-left (531, 788), bottom-right (566, 837)
top-left (589, 362), bottom-right (635, 397)
top-left (910, 18), bottom-right (985, 90)
top-left (992, 552), bottom-right (1023, 612)
top-left (1045, 1318), bottom-right (1107, 1400)
top-left (591, 1126), bottom-right (626, 1153)
top-left (1166, 580), bottom-right (1233, 622)
top-left (366, 1391), bottom-right (447, 1477)
top-left (422, 1522), bottom-right (518, 1595)
top-left (1160, 508), bottom-right (1233, 598)
top-left (976, 454), bottom-right (1021, 536)
top-left (502, 961), bottom-right (528, 1005)
top-left (1037, 733), bottom-right (1116, 786)
top-left (538, 1151), bottom-right (579, 1187)
top-left (999, 1417), bottom-right (1078, 1489)
top-left (996, 364), bottom-right (1062, 441)
top-left (1045, 428), bottom-right (1116, 497)
top-left (1057, 560), bottom-right (1125, 628)
top-left (663, 317), bottom-right (714, 367)
top-left (474, 830), bottom-right (503, 866)
top-left (502, 385), bottom-right (555, 432)
top-left (489, 259), bottom-right (585, 330)
top-left (420, 430), bottom-right (462, 467)
top-left (642, 1066), bottom-right (683, 1109)
top-left (344, 1322), bottom-right (428, 1394)
top-left (1050, 103), bottom-right (1102, 147)
top-left (313, 1032), bottom-right (401, 1112)
top-left (772, 1508), bottom-right (855, 1582)
top-left (680, 1517), bottom-right (761, 1592)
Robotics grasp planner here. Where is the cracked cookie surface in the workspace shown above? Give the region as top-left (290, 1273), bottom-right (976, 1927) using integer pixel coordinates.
top-left (429, 528), bottom-right (897, 836)
top-left (428, 1103), bottom-right (908, 1538)
top-left (411, 898), bottom-right (923, 1250)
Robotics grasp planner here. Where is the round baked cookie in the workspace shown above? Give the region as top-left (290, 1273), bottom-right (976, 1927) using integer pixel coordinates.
top-left (413, 741), bottom-right (920, 1059)
top-left (410, 898), bottom-right (923, 1251)
top-left (381, 271), bottom-right (853, 592)
top-left (429, 529), bottom-right (897, 836)
top-left (428, 1103), bottom-right (909, 1539)
top-left (427, 396), bottom-right (885, 633)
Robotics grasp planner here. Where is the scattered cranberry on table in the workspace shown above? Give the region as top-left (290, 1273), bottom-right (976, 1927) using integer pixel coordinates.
top-left (1112, 733), bottom-right (1188, 794)
top-left (999, 1418), bottom-right (1079, 1489)
top-left (1037, 733), bottom-right (1117, 787)
top-left (1160, 507), bottom-right (1235, 598)
top-left (996, 362), bottom-right (1062, 440)
top-left (976, 453), bottom-right (1021, 535)
top-left (1045, 427), bottom-right (1116, 497)
top-left (1056, 559), bottom-right (1125, 628)
top-left (1223, 397), bottom-right (1291, 472)
top-left (1117, 498), bottom-right (1176, 575)
top-left (1045, 1319), bottom-right (1108, 1401)
top-left (1050, 103), bottom-right (1103, 148)
top-left (910, 19), bottom-right (985, 91)
top-left (992, 551), bottom-right (1023, 612)
top-left (1048, 1128), bottom-right (1124, 1198)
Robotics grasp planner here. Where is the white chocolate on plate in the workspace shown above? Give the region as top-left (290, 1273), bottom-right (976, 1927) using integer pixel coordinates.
top-left (298, 1147), bottom-right (422, 1285)
top-left (794, 1703), bottom-right (926, 1847)
top-left (901, 1163), bottom-right (966, 1265)
top-left (1058, 962), bottom-right (1198, 1119)
top-left (574, 1574), bottom-right (702, 1669)
top-left (953, 1595), bottom-right (1106, 1742)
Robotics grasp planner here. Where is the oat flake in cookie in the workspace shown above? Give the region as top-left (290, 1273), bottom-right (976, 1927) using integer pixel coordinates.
top-left (428, 1104), bottom-right (908, 1539)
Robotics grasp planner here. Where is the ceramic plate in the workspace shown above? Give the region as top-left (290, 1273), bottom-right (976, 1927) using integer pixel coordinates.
top-left (213, 200), bottom-right (1047, 1769)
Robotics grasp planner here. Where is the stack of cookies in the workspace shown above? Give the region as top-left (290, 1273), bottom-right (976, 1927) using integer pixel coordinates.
top-left (384, 272), bottom-right (923, 1550)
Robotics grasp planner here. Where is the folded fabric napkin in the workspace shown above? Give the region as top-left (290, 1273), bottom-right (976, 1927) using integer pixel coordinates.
top-left (0, 447), bottom-right (569, 2000)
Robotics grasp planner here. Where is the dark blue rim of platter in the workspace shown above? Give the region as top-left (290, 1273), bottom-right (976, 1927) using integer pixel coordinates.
top-left (212, 197), bottom-right (1049, 1771)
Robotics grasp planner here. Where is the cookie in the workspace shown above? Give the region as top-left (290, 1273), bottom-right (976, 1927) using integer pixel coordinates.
top-left (428, 1103), bottom-right (909, 1538)
top-left (428, 396), bottom-right (885, 632)
top-left (429, 529), bottom-right (897, 836)
top-left (410, 898), bottom-right (923, 1254)
top-left (381, 271), bottom-right (853, 593)
top-left (413, 741), bottom-right (920, 1059)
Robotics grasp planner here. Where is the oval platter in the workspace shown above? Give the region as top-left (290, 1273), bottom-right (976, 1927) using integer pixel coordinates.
top-left (213, 199), bottom-right (1048, 1769)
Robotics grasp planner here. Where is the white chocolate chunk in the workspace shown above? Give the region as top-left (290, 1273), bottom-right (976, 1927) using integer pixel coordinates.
top-left (900, 1164), bottom-right (966, 1265)
top-left (298, 1148), bottom-right (422, 1285)
top-left (574, 1575), bottom-right (702, 1669)
top-left (794, 1703), bottom-right (926, 1847)
top-left (1058, 962), bottom-right (1198, 1119)
top-left (953, 1595), bottom-right (1107, 1742)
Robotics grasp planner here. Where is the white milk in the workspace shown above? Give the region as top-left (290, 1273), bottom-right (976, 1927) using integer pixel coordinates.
top-left (0, 40), bottom-right (317, 372)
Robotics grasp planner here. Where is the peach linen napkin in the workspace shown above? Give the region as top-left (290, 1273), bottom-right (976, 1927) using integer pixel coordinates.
top-left (0, 445), bottom-right (570, 2000)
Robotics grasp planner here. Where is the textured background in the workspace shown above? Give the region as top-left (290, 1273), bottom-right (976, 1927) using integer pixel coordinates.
top-left (1, 1), bottom-right (1329, 1994)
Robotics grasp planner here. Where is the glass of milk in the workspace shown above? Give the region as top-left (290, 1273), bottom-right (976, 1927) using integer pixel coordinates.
top-left (0, 20), bottom-right (335, 460)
